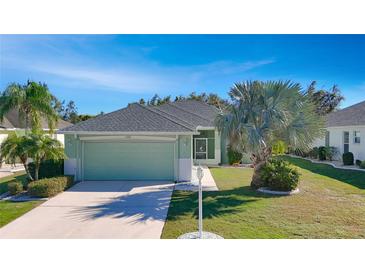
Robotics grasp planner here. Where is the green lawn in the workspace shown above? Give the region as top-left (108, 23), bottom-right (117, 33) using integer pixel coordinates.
top-left (0, 171), bottom-right (41, 228)
top-left (161, 156), bottom-right (365, 239)
top-left (0, 200), bottom-right (42, 228)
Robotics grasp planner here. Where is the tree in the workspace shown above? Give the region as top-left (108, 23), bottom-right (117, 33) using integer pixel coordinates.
top-left (0, 81), bottom-right (58, 133)
top-left (62, 100), bottom-right (80, 123)
top-left (139, 92), bottom-right (229, 108)
top-left (216, 80), bottom-right (325, 188)
top-left (0, 133), bottom-right (34, 181)
top-left (305, 81), bottom-right (344, 115)
top-left (26, 133), bottom-right (65, 181)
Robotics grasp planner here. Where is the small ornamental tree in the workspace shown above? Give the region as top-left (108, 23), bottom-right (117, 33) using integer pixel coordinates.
top-left (216, 80), bottom-right (325, 189)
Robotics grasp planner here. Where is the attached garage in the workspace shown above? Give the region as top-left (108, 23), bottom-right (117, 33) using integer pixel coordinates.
top-left (83, 141), bottom-right (175, 181)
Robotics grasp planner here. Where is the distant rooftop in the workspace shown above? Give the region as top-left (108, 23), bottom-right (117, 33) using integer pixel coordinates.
top-left (0, 108), bottom-right (72, 130)
top-left (326, 100), bottom-right (365, 127)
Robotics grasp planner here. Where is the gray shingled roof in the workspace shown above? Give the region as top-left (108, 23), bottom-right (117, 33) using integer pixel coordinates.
top-left (60, 100), bottom-right (219, 133)
top-left (326, 100), bottom-right (365, 127)
top-left (155, 102), bottom-right (216, 127)
top-left (0, 108), bottom-right (72, 129)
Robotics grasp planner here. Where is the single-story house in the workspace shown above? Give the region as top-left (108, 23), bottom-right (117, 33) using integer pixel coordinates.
top-left (314, 100), bottom-right (365, 161)
top-left (0, 108), bottom-right (72, 146)
top-left (60, 100), bottom-right (229, 182)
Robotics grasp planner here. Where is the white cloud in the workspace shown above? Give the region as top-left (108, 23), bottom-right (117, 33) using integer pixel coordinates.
top-left (2, 52), bottom-right (274, 94)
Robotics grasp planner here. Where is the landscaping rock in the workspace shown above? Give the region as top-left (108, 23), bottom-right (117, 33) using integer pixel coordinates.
top-left (178, 231), bottom-right (224, 239)
top-left (257, 187), bottom-right (300, 195)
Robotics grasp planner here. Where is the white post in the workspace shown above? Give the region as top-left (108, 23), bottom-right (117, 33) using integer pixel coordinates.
top-left (197, 165), bottom-right (204, 239)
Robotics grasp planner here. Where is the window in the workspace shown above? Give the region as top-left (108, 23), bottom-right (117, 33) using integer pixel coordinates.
top-left (343, 131), bottom-right (349, 153)
top-left (193, 130), bottom-right (215, 160)
top-left (354, 131), bottom-right (361, 144)
top-left (325, 131), bottom-right (330, 147)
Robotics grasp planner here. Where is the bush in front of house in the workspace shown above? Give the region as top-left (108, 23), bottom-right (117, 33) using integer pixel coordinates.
top-left (318, 146), bottom-right (328, 161)
top-left (309, 147), bottom-right (319, 159)
top-left (8, 181), bottom-right (24, 195)
top-left (272, 140), bottom-right (287, 155)
top-left (227, 147), bottom-right (243, 165)
top-left (355, 159), bottom-right (362, 166)
top-left (260, 159), bottom-right (300, 191)
top-left (28, 159), bottom-right (64, 180)
top-left (360, 161), bottom-right (365, 169)
top-left (342, 152), bottom-right (354, 166)
top-left (28, 176), bottom-right (74, 198)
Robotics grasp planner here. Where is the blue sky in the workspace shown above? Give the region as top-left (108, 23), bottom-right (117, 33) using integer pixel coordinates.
top-left (1, 34), bottom-right (364, 114)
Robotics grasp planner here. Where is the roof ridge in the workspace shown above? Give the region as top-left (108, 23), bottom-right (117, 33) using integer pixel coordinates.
top-left (135, 103), bottom-right (195, 131)
top-left (59, 104), bottom-right (134, 131)
top-left (151, 107), bottom-right (197, 129)
top-left (338, 100), bottom-right (365, 111)
top-left (167, 101), bottom-right (215, 122)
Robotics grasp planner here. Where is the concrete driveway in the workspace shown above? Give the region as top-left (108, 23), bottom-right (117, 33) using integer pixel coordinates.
top-left (0, 181), bottom-right (174, 239)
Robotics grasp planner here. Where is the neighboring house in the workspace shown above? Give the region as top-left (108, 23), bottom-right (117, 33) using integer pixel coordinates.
top-left (0, 108), bottom-right (72, 146)
top-left (60, 100), bottom-right (228, 182)
top-left (314, 100), bottom-right (365, 161)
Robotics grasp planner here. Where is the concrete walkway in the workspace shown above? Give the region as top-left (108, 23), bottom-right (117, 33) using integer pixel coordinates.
top-left (0, 163), bottom-right (25, 178)
top-left (175, 166), bottom-right (218, 191)
top-left (0, 180), bottom-right (174, 239)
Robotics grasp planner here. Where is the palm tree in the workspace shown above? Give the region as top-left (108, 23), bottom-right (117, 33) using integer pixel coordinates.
top-left (0, 133), bottom-right (34, 181)
top-left (26, 133), bottom-right (65, 181)
top-left (216, 80), bottom-right (325, 188)
top-left (0, 81), bottom-right (58, 133)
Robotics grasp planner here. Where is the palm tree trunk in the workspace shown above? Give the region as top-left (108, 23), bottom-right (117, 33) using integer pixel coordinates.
top-left (250, 147), bottom-right (272, 189)
top-left (21, 159), bottom-right (34, 181)
top-left (34, 162), bottom-right (40, 181)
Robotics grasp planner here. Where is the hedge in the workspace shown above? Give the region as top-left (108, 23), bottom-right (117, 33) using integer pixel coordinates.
top-left (342, 152), bottom-right (354, 166)
top-left (227, 147), bottom-right (243, 165)
top-left (8, 181), bottom-right (24, 195)
top-left (28, 159), bottom-right (64, 179)
top-left (28, 176), bottom-right (74, 198)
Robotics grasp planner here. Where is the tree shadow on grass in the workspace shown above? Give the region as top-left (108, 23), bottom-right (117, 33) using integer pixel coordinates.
top-left (280, 156), bottom-right (365, 190)
top-left (167, 186), bottom-right (280, 221)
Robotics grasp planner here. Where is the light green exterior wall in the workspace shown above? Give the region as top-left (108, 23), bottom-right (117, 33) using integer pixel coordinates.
top-left (220, 132), bottom-right (229, 164)
top-left (178, 135), bottom-right (192, 159)
top-left (64, 134), bottom-right (78, 158)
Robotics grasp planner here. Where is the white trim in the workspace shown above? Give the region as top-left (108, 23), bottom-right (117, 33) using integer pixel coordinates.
top-left (78, 135), bottom-right (177, 141)
top-left (196, 126), bottom-right (215, 130)
top-left (58, 130), bottom-right (198, 135)
top-left (327, 125), bottom-right (365, 129)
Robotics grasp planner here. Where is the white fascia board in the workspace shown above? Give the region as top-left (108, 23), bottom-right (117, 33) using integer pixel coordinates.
top-left (59, 131), bottom-right (198, 135)
top-left (196, 126), bottom-right (216, 130)
top-left (79, 135), bottom-right (178, 142)
top-left (326, 125), bottom-right (365, 129)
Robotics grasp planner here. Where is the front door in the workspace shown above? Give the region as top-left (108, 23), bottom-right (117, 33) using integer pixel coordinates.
top-left (195, 138), bottom-right (207, 159)
top-left (343, 131), bottom-right (349, 153)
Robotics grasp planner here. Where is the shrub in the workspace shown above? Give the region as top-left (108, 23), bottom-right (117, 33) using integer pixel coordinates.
top-left (227, 147), bottom-right (243, 165)
top-left (318, 146), bottom-right (328, 161)
top-left (291, 148), bottom-right (309, 158)
top-left (28, 159), bottom-right (64, 179)
top-left (260, 159), bottom-right (300, 191)
top-left (342, 152), bottom-right (354, 165)
top-left (272, 140), bottom-right (287, 155)
top-left (360, 161), bottom-right (365, 169)
top-left (309, 147), bottom-right (319, 159)
top-left (8, 181), bottom-right (24, 195)
top-left (356, 159), bottom-right (362, 166)
top-left (28, 176), bottom-right (74, 198)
